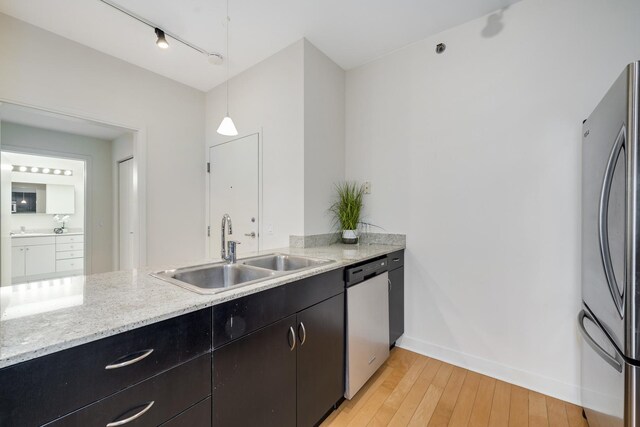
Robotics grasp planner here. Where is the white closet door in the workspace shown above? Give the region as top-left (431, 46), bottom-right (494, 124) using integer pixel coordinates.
top-left (118, 158), bottom-right (134, 270)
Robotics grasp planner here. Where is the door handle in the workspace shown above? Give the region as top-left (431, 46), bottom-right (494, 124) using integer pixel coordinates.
top-left (288, 326), bottom-right (296, 351)
top-left (578, 310), bottom-right (623, 372)
top-left (598, 125), bottom-right (626, 317)
top-left (244, 232), bottom-right (256, 238)
top-left (106, 401), bottom-right (154, 426)
top-left (298, 322), bottom-right (306, 345)
top-left (105, 349), bottom-right (154, 370)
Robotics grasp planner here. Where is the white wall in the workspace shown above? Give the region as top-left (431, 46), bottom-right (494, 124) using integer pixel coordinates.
top-left (0, 13), bottom-right (206, 268)
top-left (206, 40), bottom-right (305, 250)
top-left (303, 40), bottom-right (345, 235)
top-left (205, 39), bottom-right (345, 249)
top-left (345, 0), bottom-right (640, 403)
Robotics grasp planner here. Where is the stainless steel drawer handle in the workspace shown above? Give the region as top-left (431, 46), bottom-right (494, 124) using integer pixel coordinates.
top-left (105, 349), bottom-right (154, 370)
top-left (106, 401), bottom-right (154, 426)
top-left (288, 326), bottom-right (296, 351)
top-left (392, 258), bottom-right (400, 262)
top-left (298, 322), bottom-right (306, 345)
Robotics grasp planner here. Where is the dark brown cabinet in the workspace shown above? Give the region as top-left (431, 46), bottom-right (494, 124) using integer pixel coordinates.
top-left (212, 271), bottom-right (345, 427)
top-left (296, 294), bottom-right (345, 427)
top-left (213, 315), bottom-right (298, 427)
top-left (388, 250), bottom-right (405, 346)
top-left (0, 308), bottom-right (212, 427)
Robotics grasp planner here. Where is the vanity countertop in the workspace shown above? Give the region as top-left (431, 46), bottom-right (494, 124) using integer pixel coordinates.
top-left (10, 229), bottom-right (84, 238)
top-left (0, 243), bottom-right (404, 369)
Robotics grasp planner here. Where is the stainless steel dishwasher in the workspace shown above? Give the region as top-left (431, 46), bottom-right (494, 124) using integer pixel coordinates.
top-left (344, 257), bottom-right (390, 399)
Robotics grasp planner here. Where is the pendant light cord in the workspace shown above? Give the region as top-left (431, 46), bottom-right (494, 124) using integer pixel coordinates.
top-left (226, 0), bottom-right (230, 117)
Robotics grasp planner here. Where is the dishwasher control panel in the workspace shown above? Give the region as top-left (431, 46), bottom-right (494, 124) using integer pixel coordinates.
top-left (344, 257), bottom-right (388, 287)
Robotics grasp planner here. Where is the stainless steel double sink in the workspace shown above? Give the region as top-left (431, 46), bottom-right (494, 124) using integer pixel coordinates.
top-left (151, 253), bottom-right (334, 295)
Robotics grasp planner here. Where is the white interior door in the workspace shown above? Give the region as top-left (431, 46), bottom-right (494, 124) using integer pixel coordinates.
top-left (118, 158), bottom-right (134, 270)
top-left (209, 134), bottom-right (259, 258)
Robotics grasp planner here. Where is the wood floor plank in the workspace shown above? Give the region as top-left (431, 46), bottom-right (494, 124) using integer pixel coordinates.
top-left (407, 384), bottom-right (444, 427)
top-left (469, 375), bottom-right (497, 427)
top-left (426, 366), bottom-right (467, 427)
top-left (348, 354), bottom-right (418, 426)
top-left (323, 348), bottom-right (587, 427)
top-left (368, 355), bottom-right (429, 426)
top-left (449, 371), bottom-right (483, 427)
top-left (564, 403), bottom-right (587, 427)
top-left (488, 381), bottom-right (511, 427)
top-left (545, 397), bottom-right (569, 427)
top-left (528, 391), bottom-right (549, 427)
top-left (330, 365), bottom-right (394, 426)
top-left (387, 358), bottom-right (445, 427)
top-left (509, 386), bottom-right (529, 427)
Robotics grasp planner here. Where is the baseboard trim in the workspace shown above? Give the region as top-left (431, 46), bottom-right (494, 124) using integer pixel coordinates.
top-left (397, 335), bottom-right (581, 405)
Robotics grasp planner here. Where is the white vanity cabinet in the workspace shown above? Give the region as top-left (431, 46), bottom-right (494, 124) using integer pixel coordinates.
top-left (11, 236), bottom-right (56, 281)
top-left (11, 233), bottom-right (84, 283)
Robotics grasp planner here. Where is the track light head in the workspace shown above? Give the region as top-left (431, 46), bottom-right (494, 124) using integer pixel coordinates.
top-left (155, 28), bottom-right (169, 49)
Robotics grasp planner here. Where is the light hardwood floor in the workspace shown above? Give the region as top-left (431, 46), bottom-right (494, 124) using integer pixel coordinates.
top-left (321, 347), bottom-right (588, 427)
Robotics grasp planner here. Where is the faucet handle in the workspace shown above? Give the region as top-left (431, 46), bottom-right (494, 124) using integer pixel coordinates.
top-left (228, 240), bottom-right (241, 263)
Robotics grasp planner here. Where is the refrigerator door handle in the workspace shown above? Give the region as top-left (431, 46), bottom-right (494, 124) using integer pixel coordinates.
top-left (578, 309), bottom-right (623, 373)
top-left (598, 125), bottom-right (627, 317)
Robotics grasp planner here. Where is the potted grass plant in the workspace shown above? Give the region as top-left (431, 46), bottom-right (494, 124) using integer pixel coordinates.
top-left (330, 182), bottom-right (365, 244)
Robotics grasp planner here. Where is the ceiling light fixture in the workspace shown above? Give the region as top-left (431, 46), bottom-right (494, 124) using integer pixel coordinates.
top-left (155, 28), bottom-right (169, 49)
top-left (217, 0), bottom-right (238, 137)
top-left (31, 167), bottom-right (39, 173)
top-left (53, 169), bottom-right (62, 175)
top-left (19, 166), bottom-right (27, 172)
top-left (63, 170), bottom-right (73, 176)
top-left (97, 0), bottom-right (222, 60)
top-left (42, 168), bottom-right (50, 174)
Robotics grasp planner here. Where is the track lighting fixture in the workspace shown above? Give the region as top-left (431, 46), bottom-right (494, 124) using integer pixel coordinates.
top-left (97, 0), bottom-right (222, 60)
top-left (155, 28), bottom-right (169, 49)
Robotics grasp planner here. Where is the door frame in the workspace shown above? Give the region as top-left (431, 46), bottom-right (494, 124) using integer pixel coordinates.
top-left (205, 130), bottom-right (263, 259)
top-left (0, 98), bottom-right (148, 270)
top-left (116, 156), bottom-right (134, 270)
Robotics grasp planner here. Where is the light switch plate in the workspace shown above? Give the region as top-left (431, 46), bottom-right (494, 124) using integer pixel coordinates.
top-left (363, 181), bottom-right (371, 194)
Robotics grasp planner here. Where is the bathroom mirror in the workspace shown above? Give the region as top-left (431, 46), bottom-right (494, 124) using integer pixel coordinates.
top-left (11, 182), bottom-right (46, 214)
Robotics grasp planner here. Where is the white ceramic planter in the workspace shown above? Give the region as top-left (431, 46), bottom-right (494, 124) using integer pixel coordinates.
top-left (342, 229), bottom-right (358, 244)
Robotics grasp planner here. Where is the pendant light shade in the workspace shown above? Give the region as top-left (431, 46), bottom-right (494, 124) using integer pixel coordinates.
top-left (217, 0), bottom-right (238, 136)
top-left (217, 116), bottom-right (238, 136)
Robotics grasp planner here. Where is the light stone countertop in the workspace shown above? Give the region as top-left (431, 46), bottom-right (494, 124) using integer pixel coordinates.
top-left (10, 229), bottom-right (84, 238)
top-left (0, 243), bottom-right (404, 369)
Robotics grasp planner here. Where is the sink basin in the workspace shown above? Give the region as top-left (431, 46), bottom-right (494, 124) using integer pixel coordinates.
top-left (152, 253), bottom-right (335, 295)
top-left (151, 263), bottom-right (277, 294)
top-left (242, 253), bottom-right (332, 271)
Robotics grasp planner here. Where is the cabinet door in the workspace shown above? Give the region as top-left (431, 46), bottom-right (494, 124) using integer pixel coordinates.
top-left (297, 293), bottom-right (345, 427)
top-left (25, 244), bottom-right (56, 276)
top-left (11, 247), bottom-right (25, 278)
top-left (213, 314), bottom-right (297, 427)
top-left (389, 266), bottom-right (405, 345)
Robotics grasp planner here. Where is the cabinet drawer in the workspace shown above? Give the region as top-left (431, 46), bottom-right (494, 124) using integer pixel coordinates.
top-left (55, 234), bottom-right (84, 244)
top-left (47, 354), bottom-right (211, 427)
top-left (160, 397), bottom-right (211, 427)
top-left (56, 250), bottom-right (84, 260)
top-left (0, 308), bottom-right (212, 427)
top-left (56, 242), bottom-right (83, 252)
top-left (56, 258), bottom-right (83, 272)
top-left (387, 249), bottom-right (405, 270)
top-left (12, 236), bottom-right (55, 247)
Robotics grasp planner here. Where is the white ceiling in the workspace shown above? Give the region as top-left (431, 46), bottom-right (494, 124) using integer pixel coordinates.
top-left (0, 0), bottom-right (521, 92)
top-left (0, 103), bottom-right (131, 140)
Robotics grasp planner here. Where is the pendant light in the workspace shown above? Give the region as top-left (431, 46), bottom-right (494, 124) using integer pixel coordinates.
top-left (20, 192), bottom-right (27, 204)
top-left (217, 0), bottom-right (238, 136)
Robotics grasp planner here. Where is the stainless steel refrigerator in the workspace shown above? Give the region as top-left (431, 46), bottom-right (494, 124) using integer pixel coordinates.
top-left (581, 61), bottom-right (640, 427)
